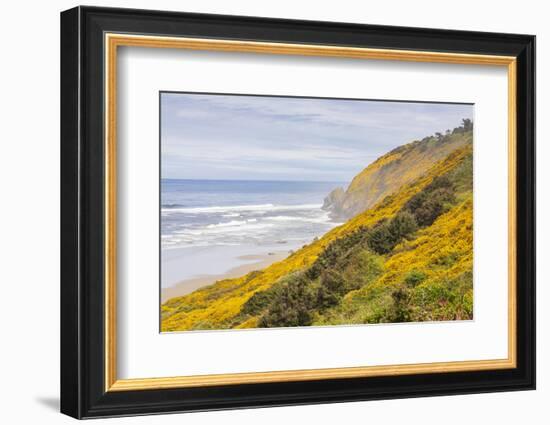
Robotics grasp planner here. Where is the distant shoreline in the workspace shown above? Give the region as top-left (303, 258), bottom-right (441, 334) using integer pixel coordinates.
top-left (161, 251), bottom-right (289, 303)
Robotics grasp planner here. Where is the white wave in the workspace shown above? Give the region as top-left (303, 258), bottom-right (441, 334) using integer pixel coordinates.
top-left (266, 214), bottom-right (332, 224)
top-left (161, 203), bottom-right (322, 215)
top-left (174, 221), bottom-right (275, 238)
top-left (206, 220), bottom-right (247, 229)
top-left (203, 222), bottom-right (275, 234)
top-left (265, 215), bottom-right (295, 222)
top-left (161, 202), bottom-right (339, 250)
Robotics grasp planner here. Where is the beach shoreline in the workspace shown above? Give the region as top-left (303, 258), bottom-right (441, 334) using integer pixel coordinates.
top-left (161, 251), bottom-right (289, 303)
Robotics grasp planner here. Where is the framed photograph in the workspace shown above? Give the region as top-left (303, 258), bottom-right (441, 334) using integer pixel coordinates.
top-left (60, 6), bottom-right (535, 419)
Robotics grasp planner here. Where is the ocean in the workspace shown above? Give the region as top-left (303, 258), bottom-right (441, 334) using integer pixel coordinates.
top-left (161, 179), bottom-right (344, 289)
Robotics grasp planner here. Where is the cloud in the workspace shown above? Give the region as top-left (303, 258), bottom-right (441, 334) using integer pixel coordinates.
top-left (161, 92), bottom-right (473, 181)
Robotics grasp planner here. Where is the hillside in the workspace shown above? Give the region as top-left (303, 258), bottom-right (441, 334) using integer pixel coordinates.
top-left (162, 123), bottom-right (473, 332)
top-left (323, 119), bottom-right (473, 220)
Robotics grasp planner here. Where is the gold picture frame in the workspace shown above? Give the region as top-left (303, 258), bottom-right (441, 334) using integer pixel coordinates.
top-left (104, 33), bottom-right (517, 392)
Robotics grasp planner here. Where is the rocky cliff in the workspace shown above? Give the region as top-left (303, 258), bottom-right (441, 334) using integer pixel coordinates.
top-left (322, 124), bottom-right (473, 220)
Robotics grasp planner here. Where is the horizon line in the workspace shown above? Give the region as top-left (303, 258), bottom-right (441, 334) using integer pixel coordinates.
top-left (161, 178), bottom-right (349, 184)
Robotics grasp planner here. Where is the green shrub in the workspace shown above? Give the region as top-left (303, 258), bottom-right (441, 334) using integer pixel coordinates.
top-left (259, 274), bottom-right (315, 327)
top-left (367, 212), bottom-right (417, 255)
top-left (306, 225), bottom-right (369, 279)
top-left (386, 286), bottom-right (412, 323)
top-left (319, 269), bottom-right (346, 295)
top-left (388, 211), bottom-right (418, 240)
top-left (408, 272), bottom-right (473, 321)
top-left (341, 249), bottom-right (384, 290)
top-left (431, 251), bottom-right (460, 267)
top-left (404, 270), bottom-right (427, 287)
top-left (403, 176), bottom-right (456, 227)
top-left (313, 270), bottom-right (345, 310)
top-left (241, 286), bottom-right (281, 316)
top-left (366, 220), bottom-right (394, 254)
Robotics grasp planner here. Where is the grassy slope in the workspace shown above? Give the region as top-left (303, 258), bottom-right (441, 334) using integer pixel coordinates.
top-left (161, 142), bottom-right (473, 332)
top-left (315, 196), bottom-right (473, 325)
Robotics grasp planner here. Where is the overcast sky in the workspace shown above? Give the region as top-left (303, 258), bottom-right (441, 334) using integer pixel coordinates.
top-left (161, 92), bottom-right (473, 183)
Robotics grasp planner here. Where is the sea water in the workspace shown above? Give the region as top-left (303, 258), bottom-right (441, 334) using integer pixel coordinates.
top-left (160, 179), bottom-right (344, 288)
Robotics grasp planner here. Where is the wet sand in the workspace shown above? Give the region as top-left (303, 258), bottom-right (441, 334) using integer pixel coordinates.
top-left (161, 251), bottom-right (288, 303)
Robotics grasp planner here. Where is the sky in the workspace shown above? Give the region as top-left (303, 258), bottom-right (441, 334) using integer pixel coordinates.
top-left (161, 92), bottom-right (473, 183)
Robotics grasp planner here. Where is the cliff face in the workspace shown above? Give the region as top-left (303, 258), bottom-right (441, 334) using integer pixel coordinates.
top-left (322, 187), bottom-right (346, 218)
top-left (323, 130), bottom-right (473, 220)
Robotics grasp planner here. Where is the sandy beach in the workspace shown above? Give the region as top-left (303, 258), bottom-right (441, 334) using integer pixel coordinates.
top-left (161, 251), bottom-right (288, 303)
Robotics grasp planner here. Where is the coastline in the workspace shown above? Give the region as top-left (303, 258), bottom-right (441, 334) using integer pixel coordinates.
top-left (161, 251), bottom-right (288, 303)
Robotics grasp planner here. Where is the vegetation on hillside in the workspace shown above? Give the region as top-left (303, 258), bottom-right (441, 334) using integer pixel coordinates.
top-left (323, 118), bottom-right (473, 220)
top-left (161, 121), bottom-right (474, 332)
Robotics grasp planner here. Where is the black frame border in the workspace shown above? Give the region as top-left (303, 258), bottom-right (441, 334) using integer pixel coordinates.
top-left (61, 6), bottom-right (535, 419)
